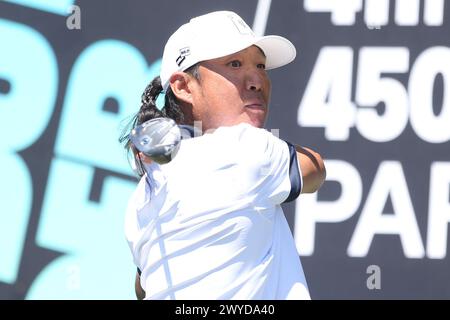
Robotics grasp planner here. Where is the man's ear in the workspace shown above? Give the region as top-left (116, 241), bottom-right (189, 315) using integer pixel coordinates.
top-left (169, 72), bottom-right (195, 104)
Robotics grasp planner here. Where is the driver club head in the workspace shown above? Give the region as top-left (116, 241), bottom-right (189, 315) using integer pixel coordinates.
top-left (130, 118), bottom-right (182, 164)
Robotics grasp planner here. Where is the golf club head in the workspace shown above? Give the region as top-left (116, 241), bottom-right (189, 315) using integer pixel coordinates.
top-left (130, 117), bottom-right (182, 164)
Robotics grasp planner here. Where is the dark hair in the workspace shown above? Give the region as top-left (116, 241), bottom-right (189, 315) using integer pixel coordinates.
top-left (119, 64), bottom-right (200, 177)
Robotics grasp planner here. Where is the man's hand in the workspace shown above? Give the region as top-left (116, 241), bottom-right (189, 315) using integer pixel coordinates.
top-left (139, 152), bottom-right (153, 164)
top-left (135, 271), bottom-right (145, 300)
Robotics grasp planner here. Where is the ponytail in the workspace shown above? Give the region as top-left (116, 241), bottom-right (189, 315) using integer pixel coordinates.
top-left (137, 76), bottom-right (165, 125)
top-left (119, 64), bottom-right (200, 177)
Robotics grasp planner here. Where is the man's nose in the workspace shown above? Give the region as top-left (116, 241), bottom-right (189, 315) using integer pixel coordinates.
top-left (246, 69), bottom-right (263, 91)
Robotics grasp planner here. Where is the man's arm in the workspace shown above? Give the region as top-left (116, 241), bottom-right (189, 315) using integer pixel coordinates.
top-left (135, 271), bottom-right (145, 300)
top-left (296, 146), bottom-right (326, 193)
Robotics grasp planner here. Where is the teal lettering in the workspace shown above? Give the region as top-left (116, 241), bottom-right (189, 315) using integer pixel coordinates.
top-left (4, 0), bottom-right (76, 16)
top-left (28, 40), bottom-right (161, 298)
top-left (55, 40), bottom-right (161, 175)
top-left (27, 159), bottom-right (136, 299)
top-left (0, 19), bottom-right (57, 283)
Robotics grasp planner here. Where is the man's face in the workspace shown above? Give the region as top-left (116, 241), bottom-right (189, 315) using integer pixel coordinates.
top-left (189, 45), bottom-right (271, 131)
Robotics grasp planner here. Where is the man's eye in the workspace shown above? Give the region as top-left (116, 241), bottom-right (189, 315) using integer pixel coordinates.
top-left (257, 63), bottom-right (266, 70)
top-left (229, 60), bottom-right (242, 68)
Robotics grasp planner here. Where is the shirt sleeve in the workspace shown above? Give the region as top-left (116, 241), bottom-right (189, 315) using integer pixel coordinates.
top-left (236, 124), bottom-right (302, 205)
top-left (283, 141), bottom-right (303, 203)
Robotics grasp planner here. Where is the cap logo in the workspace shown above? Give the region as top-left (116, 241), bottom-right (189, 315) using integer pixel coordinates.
top-left (176, 47), bottom-right (190, 67)
top-left (229, 15), bottom-right (252, 35)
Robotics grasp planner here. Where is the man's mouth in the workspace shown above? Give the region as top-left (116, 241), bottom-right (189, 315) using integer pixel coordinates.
top-left (244, 100), bottom-right (266, 111)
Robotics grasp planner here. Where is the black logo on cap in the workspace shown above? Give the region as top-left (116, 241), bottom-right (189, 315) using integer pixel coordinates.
top-left (176, 47), bottom-right (190, 67)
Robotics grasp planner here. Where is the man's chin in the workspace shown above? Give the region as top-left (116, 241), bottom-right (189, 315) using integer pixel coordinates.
top-left (206, 116), bottom-right (266, 131)
top-left (241, 116), bottom-right (266, 129)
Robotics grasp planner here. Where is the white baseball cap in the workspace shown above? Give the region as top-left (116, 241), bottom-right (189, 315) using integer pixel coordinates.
top-left (160, 10), bottom-right (297, 91)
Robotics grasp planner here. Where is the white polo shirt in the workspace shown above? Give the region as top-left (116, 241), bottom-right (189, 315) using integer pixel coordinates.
top-left (124, 123), bottom-right (310, 300)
